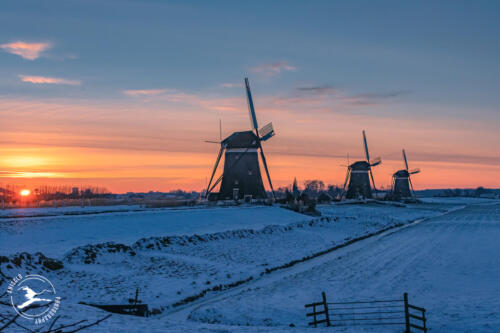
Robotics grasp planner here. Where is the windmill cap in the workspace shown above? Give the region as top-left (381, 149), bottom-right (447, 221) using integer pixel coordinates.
top-left (393, 170), bottom-right (410, 177)
top-left (222, 131), bottom-right (260, 148)
top-left (349, 161), bottom-right (371, 170)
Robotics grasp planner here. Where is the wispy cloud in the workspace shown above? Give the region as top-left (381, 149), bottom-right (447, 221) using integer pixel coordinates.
top-left (351, 90), bottom-right (411, 100)
top-left (19, 75), bottom-right (81, 86)
top-left (297, 84), bottom-right (337, 95)
top-left (250, 61), bottom-right (296, 77)
top-left (123, 89), bottom-right (171, 96)
top-left (344, 90), bottom-right (411, 105)
top-left (1, 41), bottom-right (52, 60)
top-left (0, 171), bottom-right (60, 178)
top-left (122, 88), bottom-right (244, 112)
top-left (220, 82), bottom-right (243, 88)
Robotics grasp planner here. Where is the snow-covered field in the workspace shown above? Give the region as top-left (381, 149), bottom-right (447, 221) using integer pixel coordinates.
top-left (0, 204), bottom-right (143, 218)
top-left (0, 205), bottom-right (308, 256)
top-left (1, 198), bottom-right (498, 332)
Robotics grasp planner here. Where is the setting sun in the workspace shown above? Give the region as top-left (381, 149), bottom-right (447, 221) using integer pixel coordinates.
top-left (20, 189), bottom-right (31, 196)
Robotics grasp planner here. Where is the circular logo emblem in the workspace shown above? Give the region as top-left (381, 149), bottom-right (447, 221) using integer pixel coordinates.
top-left (9, 274), bottom-right (61, 324)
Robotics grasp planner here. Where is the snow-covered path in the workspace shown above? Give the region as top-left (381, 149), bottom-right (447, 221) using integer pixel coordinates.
top-left (189, 202), bottom-right (500, 332)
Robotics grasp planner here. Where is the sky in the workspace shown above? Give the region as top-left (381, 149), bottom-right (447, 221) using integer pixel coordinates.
top-left (1, 0), bottom-right (499, 193)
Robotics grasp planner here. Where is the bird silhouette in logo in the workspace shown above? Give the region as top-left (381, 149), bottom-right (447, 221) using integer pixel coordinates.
top-left (16, 286), bottom-right (53, 310)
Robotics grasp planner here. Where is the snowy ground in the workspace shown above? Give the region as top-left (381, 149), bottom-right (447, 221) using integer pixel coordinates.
top-left (0, 204), bottom-right (143, 218)
top-left (1, 198), bottom-right (498, 332)
top-left (0, 205), bottom-right (307, 256)
top-left (188, 201), bottom-right (500, 332)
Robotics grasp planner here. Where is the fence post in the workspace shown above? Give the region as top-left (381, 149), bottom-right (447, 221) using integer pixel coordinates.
top-left (321, 291), bottom-right (331, 326)
top-left (404, 292), bottom-right (410, 333)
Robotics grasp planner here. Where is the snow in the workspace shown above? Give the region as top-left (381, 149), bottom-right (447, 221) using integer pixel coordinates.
top-left (0, 204), bottom-right (143, 218)
top-left (1, 199), bottom-right (498, 332)
top-left (188, 201), bottom-right (500, 332)
top-left (419, 196), bottom-right (496, 205)
top-left (0, 205), bottom-right (307, 257)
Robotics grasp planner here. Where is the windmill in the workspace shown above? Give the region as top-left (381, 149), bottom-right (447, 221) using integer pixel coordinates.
top-left (342, 130), bottom-right (381, 199)
top-left (390, 149), bottom-right (420, 200)
top-left (205, 78), bottom-right (276, 201)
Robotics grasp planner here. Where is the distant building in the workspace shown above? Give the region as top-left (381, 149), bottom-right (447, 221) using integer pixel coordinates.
top-left (72, 187), bottom-right (79, 196)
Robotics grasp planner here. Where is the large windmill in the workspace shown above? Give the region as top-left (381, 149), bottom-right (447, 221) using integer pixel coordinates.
top-left (390, 149), bottom-right (420, 200)
top-left (342, 130), bottom-right (381, 199)
top-left (205, 78), bottom-right (275, 201)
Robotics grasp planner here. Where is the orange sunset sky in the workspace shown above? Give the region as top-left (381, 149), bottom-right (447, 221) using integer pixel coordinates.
top-left (2, 95), bottom-right (499, 193)
top-left (1, 2), bottom-right (499, 193)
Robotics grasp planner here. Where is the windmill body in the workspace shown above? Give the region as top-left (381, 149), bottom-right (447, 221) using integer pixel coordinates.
top-left (218, 131), bottom-right (267, 200)
top-left (391, 169), bottom-right (412, 199)
top-left (342, 131), bottom-right (381, 200)
top-left (205, 78), bottom-right (275, 201)
top-left (345, 161), bottom-right (373, 199)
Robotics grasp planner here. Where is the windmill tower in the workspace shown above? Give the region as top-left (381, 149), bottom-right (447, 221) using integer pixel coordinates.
top-left (205, 78), bottom-right (276, 201)
top-left (390, 149), bottom-right (420, 200)
top-left (342, 130), bottom-right (381, 199)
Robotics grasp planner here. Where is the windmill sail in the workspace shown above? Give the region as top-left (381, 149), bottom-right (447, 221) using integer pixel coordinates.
top-left (259, 122), bottom-right (275, 141)
top-left (363, 130), bottom-right (370, 162)
top-left (370, 157), bottom-right (382, 167)
top-left (403, 149), bottom-right (409, 170)
top-left (245, 78), bottom-right (259, 133)
top-left (362, 130), bottom-right (377, 191)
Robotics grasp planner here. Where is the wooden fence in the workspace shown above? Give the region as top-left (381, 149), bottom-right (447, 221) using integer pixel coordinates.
top-left (305, 292), bottom-right (427, 332)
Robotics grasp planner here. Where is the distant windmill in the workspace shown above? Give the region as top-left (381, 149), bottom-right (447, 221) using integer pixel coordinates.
top-left (205, 78), bottom-right (275, 201)
top-left (342, 130), bottom-right (381, 199)
top-left (390, 149), bottom-right (420, 200)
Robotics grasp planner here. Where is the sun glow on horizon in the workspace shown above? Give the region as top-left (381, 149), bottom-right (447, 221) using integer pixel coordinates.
top-left (20, 189), bottom-right (31, 196)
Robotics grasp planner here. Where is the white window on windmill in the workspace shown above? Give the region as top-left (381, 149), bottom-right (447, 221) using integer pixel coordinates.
top-left (248, 169), bottom-right (253, 175)
top-left (233, 188), bottom-right (239, 200)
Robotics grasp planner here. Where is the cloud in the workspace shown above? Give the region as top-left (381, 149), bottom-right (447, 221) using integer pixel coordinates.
top-left (122, 88), bottom-right (244, 112)
top-left (1, 41), bottom-right (52, 60)
top-left (250, 61), bottom-right (296, 77)
top-left (19, 75), bottom-right (81, 86)
top-left (123, 89), bottom-right (171, 96)
top-left (297, 84), bottom-right (337, 95)
top-left (0, 171), bottom-right (60, 178)
top-left (351, 90), bottom-right (411, 100)
top-left (220, 83), bottom-right (243, 88)
top-left (345, 90), bottom-right (410, 105)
